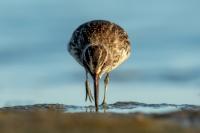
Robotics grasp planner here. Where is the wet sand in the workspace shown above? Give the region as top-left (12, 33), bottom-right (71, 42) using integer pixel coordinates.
top-left (0, 102), bottom-right (199, 133)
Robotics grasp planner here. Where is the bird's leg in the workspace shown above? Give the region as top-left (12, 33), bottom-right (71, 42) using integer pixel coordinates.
top-left (85, 70), bottom-right (94, 102)
top-left (102, 73), bottom-right (109, 106)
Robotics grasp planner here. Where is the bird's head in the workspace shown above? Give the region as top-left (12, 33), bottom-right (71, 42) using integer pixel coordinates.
top-left (82, 45), bottom-right (112, 78)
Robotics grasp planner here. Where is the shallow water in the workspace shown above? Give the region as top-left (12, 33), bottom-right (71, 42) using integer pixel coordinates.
top-left (1, 102), bottom-right (200, 114)
top-left (66, 102), bottom-right (200, 113)
top-left (0, 0), bottom-right (200, 107)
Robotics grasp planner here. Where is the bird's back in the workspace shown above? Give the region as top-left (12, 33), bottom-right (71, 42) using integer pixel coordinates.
top-left (68, 20), bottom-right (131, 72)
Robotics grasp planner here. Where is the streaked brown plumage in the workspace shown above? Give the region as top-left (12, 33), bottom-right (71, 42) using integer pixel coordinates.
top-left (68, 20), bottom-right (131, 111)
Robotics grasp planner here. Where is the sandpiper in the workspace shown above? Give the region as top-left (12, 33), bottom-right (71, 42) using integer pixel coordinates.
top-left (68, 20), bottom-right (131, 111)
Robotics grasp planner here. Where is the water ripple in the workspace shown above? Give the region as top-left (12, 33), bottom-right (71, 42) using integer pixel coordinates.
top-left (1, 101), bottom-right (200, 114)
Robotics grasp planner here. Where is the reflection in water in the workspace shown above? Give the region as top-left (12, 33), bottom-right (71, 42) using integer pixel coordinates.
top-left (1, 102), bottom-right (199, 114)
top-left (78, 102), bottom-right (200, 113)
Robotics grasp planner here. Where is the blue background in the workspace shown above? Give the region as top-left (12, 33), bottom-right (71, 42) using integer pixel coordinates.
top-left (0, 0), bottom-right (200, 107)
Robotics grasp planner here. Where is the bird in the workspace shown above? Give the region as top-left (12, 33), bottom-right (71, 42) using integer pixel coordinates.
top-left (68, 20), bottom-right (131, 111)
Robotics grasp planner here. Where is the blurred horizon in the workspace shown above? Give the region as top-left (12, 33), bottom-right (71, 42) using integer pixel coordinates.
top-left (0, 0), bottom-right (200, 107)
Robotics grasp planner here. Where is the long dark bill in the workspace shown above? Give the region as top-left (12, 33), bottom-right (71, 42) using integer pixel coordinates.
top-left (93, 74), bottom-right (99, 112)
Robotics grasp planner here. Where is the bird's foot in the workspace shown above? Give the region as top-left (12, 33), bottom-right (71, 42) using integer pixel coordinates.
top-left (101, 101), bottom-right (108, 112)
top-left (85, 92), bottom-right (94, 103)
top-left (101, 101), bottom-right (107, 107)
top-left (85, 80), bottom-right (94, 103)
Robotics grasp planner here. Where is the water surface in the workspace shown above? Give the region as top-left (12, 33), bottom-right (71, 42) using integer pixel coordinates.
top-left (1, 102), bottom-right (200, 114)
